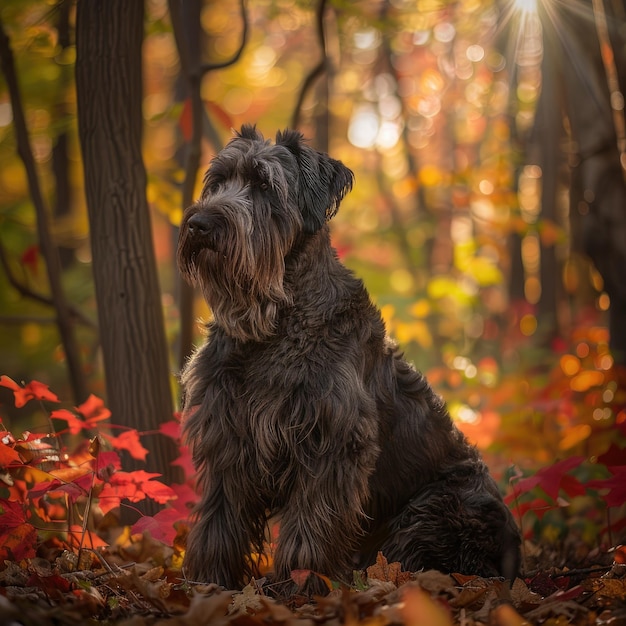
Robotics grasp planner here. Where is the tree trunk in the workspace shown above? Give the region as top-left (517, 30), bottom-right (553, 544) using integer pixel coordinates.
top-left (557, 0), bottom-right (626, 364)
top-left (75, 0), bottom-right (181, 512)
top-left (533, 8), bottom-right (563, 343)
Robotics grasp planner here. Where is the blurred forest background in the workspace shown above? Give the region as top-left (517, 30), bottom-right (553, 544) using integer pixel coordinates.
top-left (1, 0), bottom-right (625, 510)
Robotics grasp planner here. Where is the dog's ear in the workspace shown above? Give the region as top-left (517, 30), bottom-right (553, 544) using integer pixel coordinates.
top-left (237, 124), bottom-right (265, 141)
top-left (276, 129), bottom-right (354, 233)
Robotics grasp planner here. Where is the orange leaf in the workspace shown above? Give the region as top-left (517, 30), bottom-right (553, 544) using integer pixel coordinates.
top-left (290, 569), bottom-right (334, 592)
top-left (402, 587), bottom-right (453, 626)
top-left (67, 524), bottom-right (108, 550)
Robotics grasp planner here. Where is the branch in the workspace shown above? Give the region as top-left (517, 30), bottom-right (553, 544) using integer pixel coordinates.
top-left (0, 239), bottom-right (96, 329)
top-left (0, 16), bottom-right (88, 402)
top-left (200, 0), bottom-right (248, 75)
top-left (291, 0), bottom-right (328, 129)
top-left (168, 0), bottom-right (249, 369)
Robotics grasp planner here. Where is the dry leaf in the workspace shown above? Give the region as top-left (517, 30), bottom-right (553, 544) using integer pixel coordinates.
top-left (366, 552), bottom-right (411, 586)
top-left (491, 603), bottom-right (533, 626)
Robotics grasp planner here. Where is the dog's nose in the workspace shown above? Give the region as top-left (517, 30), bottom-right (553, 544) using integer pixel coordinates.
top-left (187, 213), bottom-right (211, 237)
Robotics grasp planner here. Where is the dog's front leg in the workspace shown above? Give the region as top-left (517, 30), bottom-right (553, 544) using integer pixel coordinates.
top-left (273, 448), bottom-right (373, 589)
top-left (184, 480), bottom-right (265, 588)
top-left (273, 476), bottom-right (364, 591)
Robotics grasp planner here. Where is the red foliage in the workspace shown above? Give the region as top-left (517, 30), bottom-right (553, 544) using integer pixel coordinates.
top-left (0, 377), bottom-right (194, 564)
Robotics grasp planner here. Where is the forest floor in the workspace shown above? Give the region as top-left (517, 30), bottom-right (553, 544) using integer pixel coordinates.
top-left (1, 541), bottom-right (625, 626)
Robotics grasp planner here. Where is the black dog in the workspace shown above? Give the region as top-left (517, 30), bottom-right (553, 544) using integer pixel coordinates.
top-left (177, 125), bottom-right (520, 590)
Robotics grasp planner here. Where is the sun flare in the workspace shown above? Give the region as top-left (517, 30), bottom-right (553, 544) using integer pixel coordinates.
top-left (514, 0), bottom-right (538, 14)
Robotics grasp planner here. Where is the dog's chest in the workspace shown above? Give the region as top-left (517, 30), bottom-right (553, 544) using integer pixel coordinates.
top-left (203, 332), bottom-right (345, 482)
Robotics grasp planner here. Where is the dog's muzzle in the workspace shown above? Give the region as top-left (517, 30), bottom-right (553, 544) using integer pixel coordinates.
top-left (185, 212), bottom-right (220, 252)
top-left (187, 213), bottom-right (211, 238)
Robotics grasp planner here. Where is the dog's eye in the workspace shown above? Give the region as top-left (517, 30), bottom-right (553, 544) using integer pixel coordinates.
top-left (259, 181), bottom-right (269, 191)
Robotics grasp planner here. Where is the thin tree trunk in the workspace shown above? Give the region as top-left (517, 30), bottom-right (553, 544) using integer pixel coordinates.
top-left (0, 15), bottom-right (87, 404)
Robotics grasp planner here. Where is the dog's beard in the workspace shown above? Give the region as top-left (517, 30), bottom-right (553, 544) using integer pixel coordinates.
top-left (178, 221), bottom-right (293, 342)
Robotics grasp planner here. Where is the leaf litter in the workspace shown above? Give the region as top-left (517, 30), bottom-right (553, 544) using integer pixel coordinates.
top-left (1, 547), bottom-right (626, 625)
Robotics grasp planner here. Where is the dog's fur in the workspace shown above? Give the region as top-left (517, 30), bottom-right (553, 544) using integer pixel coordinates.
top-left (177, 125), bottom-right (521, 589)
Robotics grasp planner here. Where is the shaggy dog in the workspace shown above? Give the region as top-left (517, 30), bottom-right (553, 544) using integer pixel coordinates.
top-left (177, 125), bottom-right (521, 590)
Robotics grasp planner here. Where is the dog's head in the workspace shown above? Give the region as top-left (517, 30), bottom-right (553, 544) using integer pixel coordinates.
top-left (177, 125), bottom-right (354, 341)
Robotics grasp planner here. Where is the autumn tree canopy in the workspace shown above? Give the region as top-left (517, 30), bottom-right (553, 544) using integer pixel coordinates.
top-left (0, 0), bottom-right (624, 538)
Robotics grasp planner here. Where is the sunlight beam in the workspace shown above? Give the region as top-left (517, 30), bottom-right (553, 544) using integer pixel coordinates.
top-left (514, 0), bottom-right (538, 15)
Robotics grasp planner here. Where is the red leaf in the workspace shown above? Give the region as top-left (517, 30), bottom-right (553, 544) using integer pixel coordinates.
top-left (587, 467), bottom-right (626, 507)
top-left (511, 497), bottom-right (554, 520)
top-left (27, 572), bottom-right (71, 596)
top-left (0, 375), bottom-right (21, 395)
top-left (170, 482), bottom-right (197, 512)
top-left (95, 450), bottom-right (121, 480)
top-left (98, 470), bottom-right (175, 515)
top-left (21, 244), bottom-right (39, 275)
top-left (0, 376), bottom-right (59, 408)
top-left (28, 472), bottom-right (93, 504)
top-left (559, 474), bottom-right (587, 499)
top-left (0, 441), bottom-right (22, 466)
top-left (131, 508), bottom-right (184, 545)
top-left (171, 445), bottom-right (195, 476)
top-left (597, 443), bottom-right (626, 469)
top-left (290, 569), bottom-right (313, 587)
top-left (141, 479), bottom-right (177, 504)
top-left (51, 409), bottom-right (86, 434)
top-left (77, 394), bottom-right (111, 423)
top-left (0, 522), bottom-right (37, 561)
top-left (51, 396), bottom-right (111, 433)
top-left (0, 499), bottom-right (28, 528)
top-left (511, 456), bottom-right (585, 501)
top-left (159, 419), bottom-right (181, 441)
top-left (179, 98), bottom-right (193, 141)
top-left (205, 100), bottom-right (233, 130)
top-left (103, 430), bottom-right (148, 461)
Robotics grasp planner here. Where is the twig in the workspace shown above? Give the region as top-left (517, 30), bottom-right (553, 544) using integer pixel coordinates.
top-left (0, 16), bottom-right (88, 403)
top-left (200, 0), bottom-right (248, 74)
top-left (291, 0), bottom-right (328, 129)
top-left (550, 565), bottom-right (612, 579)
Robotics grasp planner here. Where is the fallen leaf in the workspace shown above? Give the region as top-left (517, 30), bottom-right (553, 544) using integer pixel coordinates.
top-left (401, 586), bottom-right (453, 626)
top-left (367, 552), bottom-right (411, 586)
top-left (491, 603), bottom-right (532, 626)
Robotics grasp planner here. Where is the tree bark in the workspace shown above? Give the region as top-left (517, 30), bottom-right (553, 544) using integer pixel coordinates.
top-left (75, 0), bottom-right (181, 508)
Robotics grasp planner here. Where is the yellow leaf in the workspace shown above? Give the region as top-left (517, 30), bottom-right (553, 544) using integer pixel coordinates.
top-left (409, 299), bottom-right (431, 318)
top-left (559, 424), bottom-right (592, 450)
top-left (419, 165), bottom-right (444, 186)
